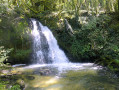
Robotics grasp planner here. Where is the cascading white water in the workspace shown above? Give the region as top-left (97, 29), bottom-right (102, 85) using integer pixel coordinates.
top-left (31, 19), bottom-right (69, 64)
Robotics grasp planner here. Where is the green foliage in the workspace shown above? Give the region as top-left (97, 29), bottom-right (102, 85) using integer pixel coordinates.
top-left (0, 80), bottom-right (8, 90)
top-left (0, 46), bottom-right (12, 66)
top-left (58, 14), bottom-right (119, 65)
top-left (70, 39), bottom-right (90, 58)
top-left (0, 5), bottom-right (31, 64)
top-left (12, 49), bottom-right (31, 61)
top-left (10, 84), bottom-right (21, 90)
top-left (1, 0), bottom-right (118, 26)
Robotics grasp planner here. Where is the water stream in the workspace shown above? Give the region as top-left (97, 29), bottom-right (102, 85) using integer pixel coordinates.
top-left (10, 19), bottom-right (119, 90)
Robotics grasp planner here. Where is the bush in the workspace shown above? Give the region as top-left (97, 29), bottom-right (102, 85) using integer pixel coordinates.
top-left (13, 50), bottom-right (31, 60)
top-left (10, 84), bottom-right (21, 90)
top-left (0, 80), bottom-right (8, 90)
top-left (0, 46), bottom-right (12, 66)
top-left (57, 14), bottom-right (119, 64)
top-left (9, 49), bottom-right (32, 64)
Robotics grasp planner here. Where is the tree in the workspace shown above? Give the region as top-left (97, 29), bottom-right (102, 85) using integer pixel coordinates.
top-left (118, 0), bottom-right (119, 10)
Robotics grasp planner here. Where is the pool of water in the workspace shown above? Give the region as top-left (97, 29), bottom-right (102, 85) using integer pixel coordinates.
top-left (11, 63), bottom-right (119, 90)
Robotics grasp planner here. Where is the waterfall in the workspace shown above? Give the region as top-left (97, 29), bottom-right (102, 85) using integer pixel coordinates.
top-left (31, 19), bottom-right (69, 64)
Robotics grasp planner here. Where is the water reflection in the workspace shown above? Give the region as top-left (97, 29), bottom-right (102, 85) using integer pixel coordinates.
top-left (11, 63), bottom-right (119, 90)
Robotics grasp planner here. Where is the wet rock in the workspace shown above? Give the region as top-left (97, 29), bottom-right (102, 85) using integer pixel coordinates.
top-left (32, 67), bottom-right (58, 76)
top-left (17, 79), bottom-right (25, 89)
top-left (1, 70), bottom-right (10, 74)
top-left (32, 71), bottom-right (42, 75)
top-left (25, 76), bottom-right (35, 80)
top-left (17, 79), bottom-right (25, 86)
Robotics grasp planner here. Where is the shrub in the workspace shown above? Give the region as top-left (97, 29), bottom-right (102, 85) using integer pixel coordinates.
top-left (0, 46), bottom-right (12, 66)
top-left (10, 84), bottom-right (21, 90)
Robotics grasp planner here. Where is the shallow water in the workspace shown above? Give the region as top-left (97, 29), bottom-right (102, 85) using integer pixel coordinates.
top-left (11, 63), bottom-right (119, 90)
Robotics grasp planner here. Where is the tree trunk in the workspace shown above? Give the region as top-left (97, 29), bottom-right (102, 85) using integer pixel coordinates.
top-left (64, 19), bottom-right (74, 36)
top-left (118, 0), bottom-right (119, 11)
